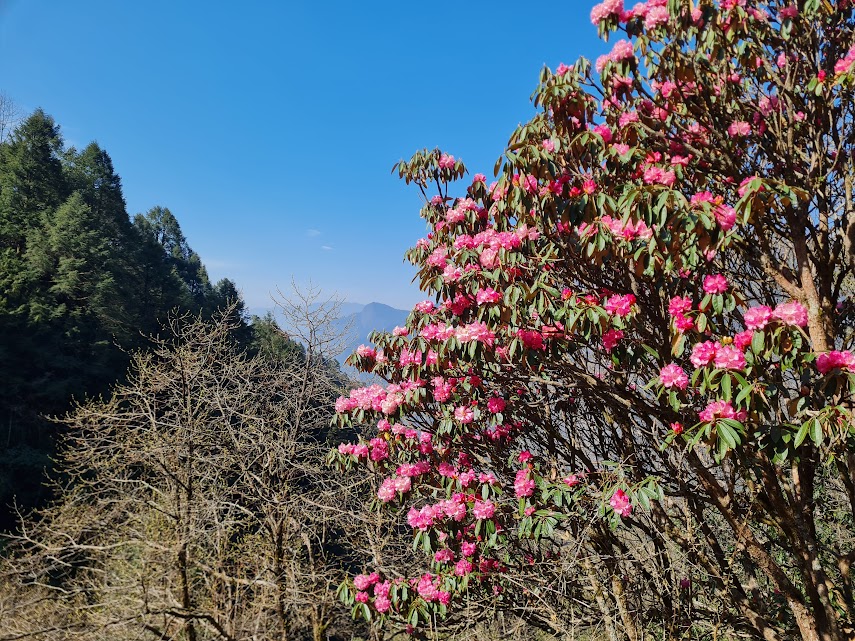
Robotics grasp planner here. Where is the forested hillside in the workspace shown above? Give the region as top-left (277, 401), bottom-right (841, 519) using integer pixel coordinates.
top-left (0, 107), bottom-right (260, 528)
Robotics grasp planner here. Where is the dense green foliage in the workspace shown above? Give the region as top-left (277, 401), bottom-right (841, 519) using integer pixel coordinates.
top-left (0, 108), bottom-right (259, 528)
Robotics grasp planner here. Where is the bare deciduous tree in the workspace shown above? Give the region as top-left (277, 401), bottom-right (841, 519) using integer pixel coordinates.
top-left (0, 300), bottom-right (375, 641)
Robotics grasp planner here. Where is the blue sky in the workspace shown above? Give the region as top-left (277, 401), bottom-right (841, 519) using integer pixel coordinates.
top-left (0, 1), bottom-right (606, 311)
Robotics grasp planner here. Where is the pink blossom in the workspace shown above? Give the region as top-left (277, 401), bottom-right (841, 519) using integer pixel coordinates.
top-left (457, 469), bottom-right (476, 488)
top-left (738, 176), bottom-right (760, 198)
top-left (518, 450), bottom-right (533, 463)
top-left (670, 422), bottom-right (684, 435)
top-left (434, 549), bottom-right (454, 563)
top-left (454, 558), bottom-right (474, 576)
top-left (602, 329), bottom-right (624, 352)
top-left (673, 313), bottom-right (694, 333)
top-left (698, 400), bottom-right (746, 423)
top-left (377, 478), bottom-right (397, 502)
top-left (609, 39), bottom-right (635, 62)
top-left (369, 438), bottom-right (389, 462)
top-left (414, 300), bottom-right (436, 314)
top-left (610, 489), bottom-right (632, 517)
top-left (834, 45), bottom-right (855, 75)
top-left (514, 469), bottom-right (536, 497)
top-left (476, 287), bottom-right (503, 305)
top-left (487, 397), bottom-right (506, 413)
top-left (354, 573), bottom-right (379, 591)
top-left (542, 139), bottom-right (555, 152)
top-left (473, 172), bottom-right (486, 183)
top-left (438, 153), bottom-right (455, 169)
top-left (779, 4), bottom-right (798, 18)
top-left (669, 296), bottom-right (693, 316)
top-left (659, 364), bottom-right (689, 389)
top-left (453, 406), bottom-right (475, 424)
top-left (714, 345), bottom-right (746, 370)
top-left (715, 204), bottom-right (737, 230)
top-left (816, 350), bottom-right (855, 374)
top-left (703, 274), bottom-right (729, 294)
top-left (644, 5), bottom-right (669, 29)
top-left (517, 329), bottom-right (545, 351)
top-left (356, 344), bottom-right (376, 359)
top-left (593, 124), bottom-right (613, 143)
top-left (618, 110), bottom-right (639, 127)
top-left (744, 305), bottom-right (773, 330)
top-left (590, 0), bottom-right (624, 24)
top-left (416, 573), bottom-right (441, 601)
top-left (440, 498), bottom-right (467, 521)
top-left (727, 121), bottom-right (751, 137)
top-left (690, 341), bottom-right (719, 368)
top-left (604, 293), bottom-right (636, 317)
top-left (461, 541), bottom-right (477, 557)
top-left (456, 321), bottom-right (496, 346)
top-left (374, 594), bottom-right (391, 613)
top-left (442, 264), bottom-right (463, 283)
top-left (393, 475), bottom-right (412, 493)
top-left (479, 247), bottom-right (499, 269)
top-left (732, 330), bottom-right (754, 351)
top-left (407, 504), bottom-right (439, 530)
top-left (774, 301), bottom-right (808, 327)
top-left (355, 591), bottom-right (369, 603)
top-left (472, 499), bottom-right (496, 520)
top-left (563, 474), bottom-right (580, 487)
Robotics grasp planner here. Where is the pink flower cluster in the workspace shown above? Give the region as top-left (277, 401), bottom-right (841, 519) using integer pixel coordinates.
top-left (744, 305), bottom-right (773, 330)
top-left (416, 574), bottom-right (451, 604)
top-left (816, 350), bottom-right (855, 375)
top-left (431, 376), bottom-right (455, 402)
top-left (335, 380), bottom-right (424, 416)
top-left (835, 45), bottom-right (855, 75)
top-left (773, 301), bottom-right (808, 327)
top-left (590, 0), bottom-right (623, 24)
top-left (659, 364), bottom-right (688, 389)
top-left (669, 296), bottom-right (694, 333)
top-left (476, 287), bottom-right (503, 305)
top-left (642, 165), bottom-right (676, 187)
top-left (602, 328), bottom-right (624, 352)
top-left (600, 215), bottom-right (653, 241)
top-left (407, 494), bottom-right (468, 530)
top-left (703, 274), bottom-right (729, 294)
top-left (698, 400), bottom-right (746, 424)
top-left (604, 293), bottom-right (637, 317)
top-left (438, 154), bottom-right (455, 169)
top-left (610, 489), bottom-right (632, 517)
top-left (690, 341), bottom-right (746, 371)
top-left (517, 329), bottom-right (545, 351)
top-left (472, 499), bottom-right (496, 520)
top-left (377, 475), bottom-right (412, 502)
top-left (514, 469), bottom-right (536, 498)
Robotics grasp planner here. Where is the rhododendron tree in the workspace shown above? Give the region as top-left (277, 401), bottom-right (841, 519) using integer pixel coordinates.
top-left (332, 2), bottom-right (855, 640)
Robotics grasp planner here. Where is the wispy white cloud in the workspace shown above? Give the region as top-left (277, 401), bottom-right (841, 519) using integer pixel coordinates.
top-left (306, 228), bottom-right (321, 237)
top-left (321, 245), bottom-right (333, 251)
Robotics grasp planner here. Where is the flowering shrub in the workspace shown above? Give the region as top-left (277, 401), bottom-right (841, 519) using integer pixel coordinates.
top-left (331, 2), bottom-right (855, 640)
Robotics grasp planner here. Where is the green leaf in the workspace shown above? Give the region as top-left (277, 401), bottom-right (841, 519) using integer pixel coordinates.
top-left (794, 420), bottom-right (811, 448)
top-left (809, 418), bottom-right (823, 446)
top-left (721, 373), bottom-right (732, 400)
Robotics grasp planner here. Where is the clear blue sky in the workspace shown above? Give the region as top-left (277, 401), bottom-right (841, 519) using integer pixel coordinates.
top-left (0, 1), bottom-right (606, 311)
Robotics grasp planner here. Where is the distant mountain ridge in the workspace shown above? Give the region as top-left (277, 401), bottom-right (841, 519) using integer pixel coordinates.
top-left (333, 302), bottom-right (410, 366)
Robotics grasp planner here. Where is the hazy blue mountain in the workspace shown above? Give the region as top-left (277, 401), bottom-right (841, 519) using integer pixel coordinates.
top-left (334, 302), bottom-right (409, 366)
